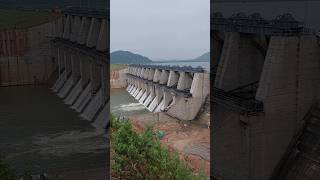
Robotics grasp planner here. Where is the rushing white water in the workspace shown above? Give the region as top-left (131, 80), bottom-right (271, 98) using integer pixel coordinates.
top-left (58, 77), bottom-right (73, 98)
top-left (64, 79), bottom-right (82, 105)
top-left (32, 130), bottom-right (107, 157)
top-left (81, 89), bottom-right (103, 121)
top-left (71, 82), bottom-right (92, 112)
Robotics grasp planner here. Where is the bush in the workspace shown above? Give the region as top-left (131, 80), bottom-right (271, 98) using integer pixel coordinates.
top-left (0, 156), bottom-right (16, 180)
top-left (110, 114), bottom-right (205, 180)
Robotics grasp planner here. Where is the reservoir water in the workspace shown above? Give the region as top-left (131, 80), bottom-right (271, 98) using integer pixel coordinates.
top-left (0, 86), bottom-right (108, 174)
top-left (150, 61), bottom-right (210, 71)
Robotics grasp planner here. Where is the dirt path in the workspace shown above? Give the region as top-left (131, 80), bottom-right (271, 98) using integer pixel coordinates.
top-left (129, 112), bottom-right (210, 176)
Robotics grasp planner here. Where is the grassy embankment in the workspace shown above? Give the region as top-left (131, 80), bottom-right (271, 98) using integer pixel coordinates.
top-left (0, 10), bottom-right (61, 30)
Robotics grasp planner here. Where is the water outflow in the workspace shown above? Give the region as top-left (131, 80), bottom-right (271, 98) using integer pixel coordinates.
top-left (64, 79), bottom-right (82, 105)
top-left (71, 82), bottom-right (92, 112)
top-left (81, 89), bottom-right (103, 121)
top-left (126, 64), bottom-right (210, 120)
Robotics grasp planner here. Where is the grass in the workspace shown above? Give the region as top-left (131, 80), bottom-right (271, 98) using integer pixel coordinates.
top-left (0, 10), bottom-right (61, 30)
top-left (110, 114), bottom-right (206, 180)
top-left (110, 64), bottom-right (128, 71)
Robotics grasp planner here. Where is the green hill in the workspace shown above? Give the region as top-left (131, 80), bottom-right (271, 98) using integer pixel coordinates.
top-left (111, 50), bottom-right (152, 64)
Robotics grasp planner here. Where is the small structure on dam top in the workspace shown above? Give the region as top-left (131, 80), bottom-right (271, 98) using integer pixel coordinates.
top-left (125, 64), bottom-right (210, 121)
top-left (211, 12), bottom-right (320, 180)
top-left (51, 7), bottom-right (109, 128)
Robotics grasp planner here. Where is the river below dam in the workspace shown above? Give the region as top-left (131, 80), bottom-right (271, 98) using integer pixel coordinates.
top-left (0, 86), bottom-right (108, 174)
top-left (110, 89), bottom-right (148, 117)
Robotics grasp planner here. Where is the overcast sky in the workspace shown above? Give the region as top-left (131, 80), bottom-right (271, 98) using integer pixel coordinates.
top-left (111, 0), bottom-right (209, 60)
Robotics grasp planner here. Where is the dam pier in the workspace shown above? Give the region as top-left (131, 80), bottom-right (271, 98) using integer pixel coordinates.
top-left (211, 12), bottom-right (320, 180)
top-left (51, 8), bottom-right (109, 127)
top-left (125, 64), bottom-right (210, 121)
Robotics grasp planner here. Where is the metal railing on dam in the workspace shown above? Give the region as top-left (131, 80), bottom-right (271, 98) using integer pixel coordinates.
top-left (211, 12), bottom-right (313, 36)
top-left (126, 64), bottom-right (209, 121)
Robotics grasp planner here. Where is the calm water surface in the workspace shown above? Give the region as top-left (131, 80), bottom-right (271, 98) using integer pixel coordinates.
top-left (0, 86), bottom-right (107, 174)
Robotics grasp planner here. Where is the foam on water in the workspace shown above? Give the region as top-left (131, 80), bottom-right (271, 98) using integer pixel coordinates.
top-left (32, 130), bottom-right (107, 157)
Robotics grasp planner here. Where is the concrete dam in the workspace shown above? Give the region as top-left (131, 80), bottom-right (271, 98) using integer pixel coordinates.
top-left (211, 12), bottom-right (320, 180)
top-left (51, 8), bottom-right (109, 128)
top-left (0, 17), bottom-right (57, 86)
top-left (125, 64), bottom-right (210, 121)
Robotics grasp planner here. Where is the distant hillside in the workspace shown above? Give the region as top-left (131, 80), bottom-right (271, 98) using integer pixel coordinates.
top-left (193, 52), bottom-right (210, 61)
top-left (111, 50), bottom-right (152, 64)
top-left (152, 52), bottom-right (210, 63)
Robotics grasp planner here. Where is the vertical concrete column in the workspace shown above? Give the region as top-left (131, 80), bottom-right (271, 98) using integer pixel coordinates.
top-left (252, 36), bottom-right (300, 179)
top-left (163, 91), bottom-right (173, 108)
top-left (86, 18), bottom-right (102, 48)
top-left (177, 72), bottom-right (193, 90)
top-left (190, 73), bottom-right (210, 98)
top-left (100, 62), bottom-right (108, 102)
top-left (297, 36), bottom-right (320, 121)
top-left (215, 32), bottom-right (265, 90)
top-left (148, 69), bottom-right (155, 80)
top-left (1, 31), bottom-right (7, 57)
top-left (6, 31), bottom-right (12, 57)
top-left (64, 50), bottom-right (72, 77)
top-left (167, 70), bottom-right (179, 87)
top-left (62, 15), bottom-right (72, 40)
top-left (96, 19), bottom-right (109, 51)
top-left (78, 17), bottom-right (91, 44)
top-left (153, 69), bottom-right (161, 82)
top-left (143, 85), bottom-right (155, 107)
top-left (140, 68), bottom-right (145, 78)
top-left (70, 16), bottom-right (81, 42)
top-left (143, 68), bottom-right (149, 79)
top-left (139, 84), bottom-right (150, 103)
top-left (58, 47), bottom-right (65, 74)
top-left (159, 70), bottom-right (169, 84)
top-left (71, 51), bottom-right (80, 81)
top-left (80, 56), bottom-right (91, 88)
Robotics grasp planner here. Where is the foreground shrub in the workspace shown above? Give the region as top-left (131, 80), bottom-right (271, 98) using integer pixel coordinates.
top-left (110, 115), bottom-right (205, 180)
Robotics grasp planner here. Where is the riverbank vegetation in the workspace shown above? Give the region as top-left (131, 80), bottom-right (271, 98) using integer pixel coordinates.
top-left (110, 114), bottom-right (205, 180)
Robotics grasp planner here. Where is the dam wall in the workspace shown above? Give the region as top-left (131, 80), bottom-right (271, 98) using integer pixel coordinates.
top-left (51, 7), bottom-right (109, 128)
top-left (211, 13), bottom-right (320, 180)
top-left (126, 65), bottom-right (209, 121)
top-left (0, 21), bottom-right (58, 86)
top-left (110, 68), bottom-right (127, 89)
